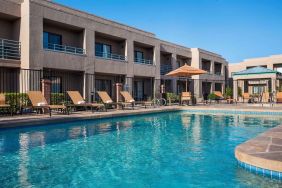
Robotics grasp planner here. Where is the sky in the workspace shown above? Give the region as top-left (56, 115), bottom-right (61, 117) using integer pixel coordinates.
top-left (54, 0), bottom-right (282, 63)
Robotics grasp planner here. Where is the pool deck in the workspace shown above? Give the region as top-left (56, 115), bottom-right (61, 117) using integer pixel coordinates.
top-left (235, 125), bottom-right (282, 174)
top-left (1, 103), bottom-right (282, 128)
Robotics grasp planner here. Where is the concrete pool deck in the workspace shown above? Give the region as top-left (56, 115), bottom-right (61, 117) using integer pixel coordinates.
top-left (235, 125), bottom-right (282, 177)
top-left (1, 103), bottom-right (282, 128)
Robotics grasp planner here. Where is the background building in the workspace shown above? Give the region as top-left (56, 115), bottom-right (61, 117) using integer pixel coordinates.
top-left (0, 0), bottom-right (228, 103)
top-left (229, 55), bottom-right (282, 100)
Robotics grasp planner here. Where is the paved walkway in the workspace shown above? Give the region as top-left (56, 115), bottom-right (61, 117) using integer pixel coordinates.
top-left (1, 103), bottom-right (282, 128)
top-left (235, 125), bottom-right (282, 173)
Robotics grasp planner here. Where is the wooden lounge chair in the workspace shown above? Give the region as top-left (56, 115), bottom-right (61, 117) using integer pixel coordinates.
top-left (214, 91), bottom-right (236, 104)
top-left (97, 91), bottom-right (130, 111)
top-left (67, 91), bottom-right (104, 112)
top-left (27, 91), bottom-right (68, 117)
top-left (0, 93), bottom-right (12, 116)
top-left (180, 92), bottom-right (192, 105)
top-left (120, 91), bottom-right (153, 109)
top-left (276, 92), bottom-right (282, 103)
top-left (242, 93), bottom-right (251, 103)
top-left (261, 92), bottom-right (270, 103)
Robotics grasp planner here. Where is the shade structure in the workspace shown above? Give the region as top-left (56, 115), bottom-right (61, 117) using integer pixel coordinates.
top-left (165, 63), bottom-right (207, 92)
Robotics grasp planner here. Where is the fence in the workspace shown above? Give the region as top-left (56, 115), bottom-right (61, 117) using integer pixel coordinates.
top-left (0, 68), bottom-right (95, 114)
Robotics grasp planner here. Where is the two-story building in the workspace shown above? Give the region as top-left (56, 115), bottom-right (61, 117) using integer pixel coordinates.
top-left (0, 0), bottom-right (228, 103)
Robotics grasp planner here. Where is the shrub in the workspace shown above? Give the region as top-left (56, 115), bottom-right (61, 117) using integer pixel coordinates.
top-left (165, 92), bottom-right (179, 103)
top-left (4, 93), bottom-right (30, 107)
top-left (225, 87), bottom-right (233, 98)
top-left (238, 87), bottom-right (242, 97)
top-left (51, 93), bottom-right (66, 105)
top-left (208, 93), bottom-right (220, 100)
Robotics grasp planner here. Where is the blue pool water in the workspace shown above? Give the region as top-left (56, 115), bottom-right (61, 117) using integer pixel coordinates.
top-left (0, 111), bottom-right (282, 188)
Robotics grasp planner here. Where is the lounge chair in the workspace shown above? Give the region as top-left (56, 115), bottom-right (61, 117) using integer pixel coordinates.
top-left (242, 93), bottom-right (251, 103)
top-left (120, 91), bottom-right (153, 109)
top-left (276, 92), bottom-right (282, 103)
top-left (260, 92), bottom-right (270, 103)
top-left (180, 92), bottom-right (192, 105)
top-left (97, 91), bottom-right (130, 111)
top-left (214, 91), bottom-right (236, 104)
top-left (0, 93), bottom-right (12, 116)
top-left (27, 91), bottom-right (68, 116)
top-left (67, 91), bottom-right (104, 112)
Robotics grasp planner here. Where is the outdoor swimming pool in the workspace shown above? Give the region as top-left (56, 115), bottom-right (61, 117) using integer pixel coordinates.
top-left (0, 111), bottom-right (282, 187)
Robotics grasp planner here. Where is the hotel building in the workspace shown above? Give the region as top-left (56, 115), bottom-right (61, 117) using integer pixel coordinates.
top-left (0, 0), bottom-right (228, 103)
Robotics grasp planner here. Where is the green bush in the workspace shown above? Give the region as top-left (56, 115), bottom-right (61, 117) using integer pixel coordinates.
top-left (238, 87), bottom-right (242, 97)
top-left (208, 93), bottom-right (220, 100)
top-left (51, 93), bottom-right (66, 105)
top-left (225, 87), bottom-right (233, 98)
top-left (4, 93), bottom-right (30, 107)
top-left (165, 92), bottom-right (179, 103)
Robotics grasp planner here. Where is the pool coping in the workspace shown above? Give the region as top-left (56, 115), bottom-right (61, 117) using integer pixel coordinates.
top-left (235, 125), bottom-right (282, 180)
top-left (0, 107), bottom-right (181, 129)
top-left (1, 106), bottom-right (282, 129)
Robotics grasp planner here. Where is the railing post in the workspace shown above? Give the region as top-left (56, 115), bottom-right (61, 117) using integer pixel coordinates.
top-left (0, 39), bottom-right (3, 59)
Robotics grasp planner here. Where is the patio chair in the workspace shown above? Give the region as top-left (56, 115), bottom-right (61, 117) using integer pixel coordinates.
top-left (242, 93), bottom-right (251, 103)
top-left (97, 91), bottom-right (130, 111)
top-left (120, 91), bottom-right (153, 109)
top-left (67, 91), bottom-right (105, 112)
top-left (27, 91), bottom-right (68, 117)
top-left (0, 93), bottom-right (12, 116)
top-left (276, 92), bottom-right (282, 103)
top-left (214, 91), bottom-right (236, 104)
top-left (180, 92), bottom-right (192, 105)
top-left (260, 92), bottom-right (270, 103)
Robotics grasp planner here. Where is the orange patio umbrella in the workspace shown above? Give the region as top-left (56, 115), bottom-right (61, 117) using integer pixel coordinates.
top-left (165, 63), bottom-right (207, 92)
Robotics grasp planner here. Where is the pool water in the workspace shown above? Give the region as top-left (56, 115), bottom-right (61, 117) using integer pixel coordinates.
top-left (0, 111), bottom-right (282, 188)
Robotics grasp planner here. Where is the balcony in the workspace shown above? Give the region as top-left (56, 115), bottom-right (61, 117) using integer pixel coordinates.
top-left (161, 64), bottom-right (172, 75)
top-left (214, 72), bottom-right (223, 76)
top-left (95, 51), bottom-right (127, 62)
top-left (44, 43), bottom-right (85, 56)
top-left (134, 58), bottom-right (153, 65)
top-left (0, 38), bottom-right (21, 60)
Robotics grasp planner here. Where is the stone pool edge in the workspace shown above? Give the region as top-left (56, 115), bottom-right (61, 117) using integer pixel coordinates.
top-left (235, 125), bottom-right (282, 180)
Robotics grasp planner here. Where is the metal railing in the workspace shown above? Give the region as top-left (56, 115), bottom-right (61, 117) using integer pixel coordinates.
top-left (215, 72), bottom-right (223, 76)
top-left (0, 38), bottom-right (21, 60)
top-left (95, 51), bottom-right (127, 61)
top-left (134, 58), bottom-right (153, 65)
top-left (161, 64), bottom-right (172, 75)
top-left (44, 43), bottom-right (85, 55)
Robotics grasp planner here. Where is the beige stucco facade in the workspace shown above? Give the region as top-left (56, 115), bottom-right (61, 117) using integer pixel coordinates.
top-left (0, 0), bottom-right (228, 101)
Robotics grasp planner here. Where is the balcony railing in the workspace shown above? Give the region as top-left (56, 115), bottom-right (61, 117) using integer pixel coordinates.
top-left (161, 64), bottom-right (172, 75)
top-left (134, 58), bottom-right (153, 65)
top-left (0, 38), bottom-right (21, 60)
top-left (95, 51), bottom-right (127, 61)
top-left (215, 72), bottom-right (223, 76)
top-left (44, 43), bottom-right (85, 56)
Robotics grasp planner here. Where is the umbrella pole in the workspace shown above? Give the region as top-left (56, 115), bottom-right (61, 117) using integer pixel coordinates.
top-left (186, 78), bottom-right (188, 92)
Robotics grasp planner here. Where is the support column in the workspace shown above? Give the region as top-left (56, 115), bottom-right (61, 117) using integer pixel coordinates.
top-left (83, 73), bottom-right (95, 102)
top-left (154, 78), bottom-right (161, 98)
top-left (171, 53), bottom-right (178, 93)
top-left (125, 76), bottom-right (133, 95)
top-left (233, 79), bottom-right (238, 100)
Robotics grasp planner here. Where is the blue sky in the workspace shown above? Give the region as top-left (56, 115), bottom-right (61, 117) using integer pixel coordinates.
top-left (54, 0), bottom-right (282, 63)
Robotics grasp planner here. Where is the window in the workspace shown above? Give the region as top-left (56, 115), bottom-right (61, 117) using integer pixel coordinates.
top-left (50, 77), bottom-right (62, 93)
top-left (43, 32), bottom-right (62, 49)
top-left (134, 51), bottom-right (144, 62)
top-left (95, 43), bottom-right (111, 58)
top-left (95, 79), bottom-right (112, 101)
